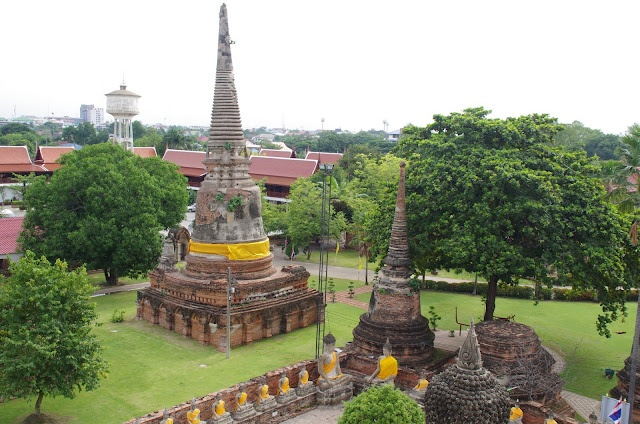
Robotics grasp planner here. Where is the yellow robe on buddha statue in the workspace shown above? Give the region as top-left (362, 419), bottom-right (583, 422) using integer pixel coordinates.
top-left (320, 352), bottom-right (343, 380)
top-left (235, 392), bottom-right (247, 411)
top-left (414, 378), bottom-right (428, 390)
top-left (215, 400), bottom-right (225, 416)
top-left (259, 384), bottom-right (269, 400)
top-left (377, 356), bottom-right (398, 380)
top-left (280, 378), bottom-right (290, 394)
top-left (510, 407), bottom-right (523, 420)
top-left (187, 409), bottom-right (201, 424)
top-left (300, 370), bottom-right (309, 385)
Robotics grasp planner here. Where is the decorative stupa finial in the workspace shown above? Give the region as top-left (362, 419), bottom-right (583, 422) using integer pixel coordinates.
top-left (456, 318), bottom-right (483, 370)
top-left (217, 3), bottom-right (233, 72)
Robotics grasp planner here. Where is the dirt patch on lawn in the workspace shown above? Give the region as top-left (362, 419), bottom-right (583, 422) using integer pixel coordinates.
top-left (13, 413), bottom-right (73, 424)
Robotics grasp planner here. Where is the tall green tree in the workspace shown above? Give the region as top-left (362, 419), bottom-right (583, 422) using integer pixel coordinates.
top-left (601, 124), bottom-right (640, 213)
top-left (286, 177), bottom-right (346, 259)
top-left (19, 143), bottom-right (188, 285)
top-left (0, 251), bottom-right (109, 416)
top-left (396, 108), bottom-right (628, 334)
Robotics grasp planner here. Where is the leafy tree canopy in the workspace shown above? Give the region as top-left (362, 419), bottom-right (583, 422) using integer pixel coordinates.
top-left (286, 177), bottom-right (346, 259)
top-left (19, 143), bottom-right (188, 285)
top-left (553, 120), bottom-right (622, 160)
top-left (0, 251), bottom-right (109, 416)
top-left (338, 384), bottom-right (423, 424)
top-left (0, 122), bottom-right (33, 135)
top-left (396, 107), bottom-right (629, 335)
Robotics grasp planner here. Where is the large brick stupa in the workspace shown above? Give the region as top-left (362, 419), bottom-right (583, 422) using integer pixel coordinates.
top-left (137, 4), bottom-right (317, 350)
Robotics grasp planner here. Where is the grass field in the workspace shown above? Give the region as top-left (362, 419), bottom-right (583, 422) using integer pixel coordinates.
top-left (0, 291), bottom-right (362, 424)
top-left (86, 272), bottom-right (149, 287)
top-left (357, 290), bottom-right (633, 399)
top-left (1, 286), bottom-right (632, 423)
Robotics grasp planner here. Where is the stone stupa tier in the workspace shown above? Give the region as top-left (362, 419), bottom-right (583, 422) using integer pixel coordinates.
top-left (137, 4), bottom-right (317, 351)
top-left (350, 162), bottom-right (435, 367)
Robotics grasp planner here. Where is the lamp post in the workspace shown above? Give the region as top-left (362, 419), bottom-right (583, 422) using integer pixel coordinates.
top-left (315, 163), bottom-right (333, 359)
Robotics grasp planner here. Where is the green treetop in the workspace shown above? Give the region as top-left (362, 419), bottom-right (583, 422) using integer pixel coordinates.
top-left (0, 251), bottom-right (109, 416)
top-left (396, 107), bottom-right (629, 335)
top-left (19, 143), bottom-right (188, 285)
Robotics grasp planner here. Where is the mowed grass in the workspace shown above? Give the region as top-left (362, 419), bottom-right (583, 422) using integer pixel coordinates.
top-left (356, 289), bottom-right (633, 399)
top-left (0, 291), bottom-right (363, 424)
top-left (86, 272), bottom-right (149, 287)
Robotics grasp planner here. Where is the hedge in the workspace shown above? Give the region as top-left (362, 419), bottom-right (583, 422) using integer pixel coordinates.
top-left (419, 279), bottom-right (600, 303)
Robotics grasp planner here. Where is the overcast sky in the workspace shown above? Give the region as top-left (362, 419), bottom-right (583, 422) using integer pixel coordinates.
top-left (1, 0), bottom-right (638, 135)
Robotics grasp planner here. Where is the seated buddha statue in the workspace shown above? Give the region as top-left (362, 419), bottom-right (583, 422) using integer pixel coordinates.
top-left (211, 393), bottom-right (233, 423)
top-left (255, 376), bottom-right (277, 412)
top-left (408, 370), bottom-right (429, 402)
top-left (317, 332), bottom-right (352, 392)
top-left (509, 400), bottom-right (523, 424)
top-left (186, 398), bottom-right (201, 424)
top-left (231, 384), bottom-right (256, 420)
top-left (365, 339), bottom-right (398, 386)
top-left (276, 371), bottom-right (297, 404)
top-left (296, 367), bottom-right (314, 396)
top-left (160, 409), bottom-right (173, 424)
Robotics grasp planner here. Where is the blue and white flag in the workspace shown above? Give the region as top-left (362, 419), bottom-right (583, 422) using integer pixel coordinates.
top-left (609, 397), bottom-right (623, 424)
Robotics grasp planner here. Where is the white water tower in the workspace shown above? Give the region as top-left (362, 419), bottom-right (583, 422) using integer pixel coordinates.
top-left (105, 80), bottom-right (140, 151)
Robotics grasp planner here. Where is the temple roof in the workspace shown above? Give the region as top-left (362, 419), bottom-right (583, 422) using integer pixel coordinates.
top-left (304, 152), bottom-right (342, 165)
top-left (0, 217), bottom-right (24, 255)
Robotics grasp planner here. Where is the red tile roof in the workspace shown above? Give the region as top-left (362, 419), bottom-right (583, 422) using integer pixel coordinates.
top-left (162, 149), bottom-right (206, 177)
top-left (36, 146), bottom-right (74, 164)
top-left (0, 216), bottom-right (24, 255)
top-left (133, 147), bottom-right (157, 158)
top-left (0, 146), bottom-right (33, 164)
top-left (249, 156), bottom-right (318, 187)
top-left (258, 149), bottom-right (294, 158)
top-left (305, 152), bottom-right (343, 165)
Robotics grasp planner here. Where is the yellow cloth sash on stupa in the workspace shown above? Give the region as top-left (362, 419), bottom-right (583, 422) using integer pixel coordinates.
top-left (280, 378), bottom-right (290, 394)
top-left (300, 370), bottom-right (309, 385)
top-left (415, 379), bottom-right (428, 390)
top-left (510, 407), bottom-right (523, 420)
top-left (188, 239), bottom-right (270, 260)
top-left (377, 356), bottom-right (398, 380)
top-left (215, 400), bottom-right (225, 415)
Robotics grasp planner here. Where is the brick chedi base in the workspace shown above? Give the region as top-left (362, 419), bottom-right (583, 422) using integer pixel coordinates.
top-left (610, 349), bottom-right (640, 424)
top-left (138, 262), bottom-right (317, 350)
top-left (475, 320), bottom-right (563, 401)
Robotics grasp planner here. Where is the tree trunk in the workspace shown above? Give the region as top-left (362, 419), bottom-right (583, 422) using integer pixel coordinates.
top-left (365, 256), bottom-right (369, 285)
top-left (484, 276), bottom-right (498, 321)
top-left (105, 268), bottom-right (118, 286)
top-left (306, 245), bottom-right (311, 260)
top-left (35, 391), bottom-right (43, 415)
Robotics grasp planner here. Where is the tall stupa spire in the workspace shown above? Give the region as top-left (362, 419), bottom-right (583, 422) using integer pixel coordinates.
top-left (351, 162), bottom-right (435, 367)
top-left (188, 3), bottom-right (270, 270)
top-left (209, 3), bottom-right (244, 145)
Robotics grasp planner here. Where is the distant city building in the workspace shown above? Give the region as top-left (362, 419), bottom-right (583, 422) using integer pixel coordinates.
top-left (105, 80), bottom-right (140, 151)
top-left (80, 105), bottom-right (105, 127)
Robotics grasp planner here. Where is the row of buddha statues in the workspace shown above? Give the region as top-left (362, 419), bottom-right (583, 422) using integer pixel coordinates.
top-left (161, 333), bottom-right (429, 423)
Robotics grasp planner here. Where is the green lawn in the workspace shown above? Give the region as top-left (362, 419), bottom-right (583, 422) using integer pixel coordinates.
top-left (357, 290), bottom-right (633, 399)
top-left (2, 288), bottom-right (631, 423)
top-left (0, 292), bottom-right (362, 424)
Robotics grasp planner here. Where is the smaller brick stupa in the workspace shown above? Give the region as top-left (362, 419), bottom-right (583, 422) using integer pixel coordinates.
top-left (423, 320), bottom-right (510, 424)
top-left (350, 162), bottom-right (435, 367)
top-left (138, 4), bottom-right (317, 350)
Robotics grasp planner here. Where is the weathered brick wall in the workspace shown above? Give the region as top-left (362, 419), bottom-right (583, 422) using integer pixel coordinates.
top-left (124, 359), bottom-right (320, 424)
top-left (521, 401), bottom-right (580, 424)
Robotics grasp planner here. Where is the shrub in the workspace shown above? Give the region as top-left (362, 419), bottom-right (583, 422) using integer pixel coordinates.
top-left (111, 309), bottom-right (125, 323)
top-left (339, 384), bottom-right (423, 424)
top-left (427, 305), bottom-right (441, 330)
